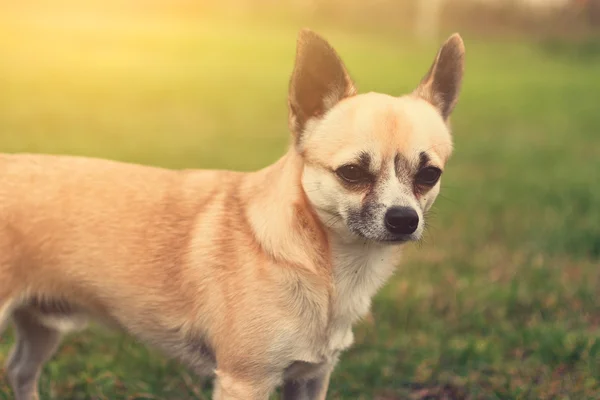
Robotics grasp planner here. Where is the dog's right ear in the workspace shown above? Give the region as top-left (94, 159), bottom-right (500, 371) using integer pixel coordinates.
top-left (288, 29), bottom-right (357, 145)
top-left (415, 33), bottom-right (465, 121)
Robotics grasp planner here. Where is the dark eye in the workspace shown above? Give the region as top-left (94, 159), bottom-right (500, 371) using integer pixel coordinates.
top-left (415, 167), bottom-right (442, 186)
top-left (336, 165), bottom-right (371, 183)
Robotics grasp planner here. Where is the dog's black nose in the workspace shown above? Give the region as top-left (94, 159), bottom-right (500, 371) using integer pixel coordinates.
top-left (384, 207), bottom-right (419, 235)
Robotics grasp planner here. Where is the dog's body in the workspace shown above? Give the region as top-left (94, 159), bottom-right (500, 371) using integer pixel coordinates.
top-left (0, 30), bottom-right (464, 399)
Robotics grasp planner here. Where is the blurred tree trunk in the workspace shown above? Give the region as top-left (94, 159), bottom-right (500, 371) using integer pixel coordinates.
top-left (415, 0), bottom-right (446, 41)
top-left (589, 0), bottom-right (600, 26)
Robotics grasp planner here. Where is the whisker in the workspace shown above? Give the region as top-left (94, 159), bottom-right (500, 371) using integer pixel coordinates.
top-left (439, 184), bottom-right (465, 191)
top-left (323, 214), bottom-right (342, 230)
top-left (437, 193), bottom-right (459, 205)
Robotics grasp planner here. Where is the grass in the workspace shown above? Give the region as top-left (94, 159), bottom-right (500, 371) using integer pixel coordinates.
top-left (1, 4), bottom-right (599, 399)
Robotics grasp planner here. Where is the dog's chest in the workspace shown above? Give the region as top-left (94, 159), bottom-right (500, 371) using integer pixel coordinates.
top-left (285, 246), bottom-right (399, 382)
top-left (325, 243), bottom-right (399, 354)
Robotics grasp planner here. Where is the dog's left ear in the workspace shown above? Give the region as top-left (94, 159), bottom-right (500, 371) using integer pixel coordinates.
top-left (415, 33), bottom-right (465, 121)
top-left (288, 29), bottom-right (357, 145)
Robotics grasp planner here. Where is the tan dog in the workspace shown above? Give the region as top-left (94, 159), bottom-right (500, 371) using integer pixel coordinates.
top-left (0, 29), bottom-right (464, 400)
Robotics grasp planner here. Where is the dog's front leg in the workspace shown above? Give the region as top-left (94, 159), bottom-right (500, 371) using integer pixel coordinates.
top-left (212, 369), bottom-right (279, 400)
top-left (281, 369), bottom-right (332, 400)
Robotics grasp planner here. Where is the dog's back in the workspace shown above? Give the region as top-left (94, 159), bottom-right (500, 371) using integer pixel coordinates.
top-left (0, 154), bottom-right (225, 330)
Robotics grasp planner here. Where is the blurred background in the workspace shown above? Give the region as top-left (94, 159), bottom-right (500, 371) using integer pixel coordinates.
top-left (1, 0), bottom-right (599, 399)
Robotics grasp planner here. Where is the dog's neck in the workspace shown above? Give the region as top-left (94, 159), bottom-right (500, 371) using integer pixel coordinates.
top-left (245, 149), bottom-right (331, 274)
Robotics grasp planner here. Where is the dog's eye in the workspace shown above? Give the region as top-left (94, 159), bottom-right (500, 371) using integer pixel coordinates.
top-left (415, 167), bottom-right (442, 186)
top-left (336, 165), bottom-right (371, 183)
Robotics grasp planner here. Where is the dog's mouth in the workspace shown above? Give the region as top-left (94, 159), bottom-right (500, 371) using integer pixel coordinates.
top-left (348, 225), bottom-right (419, 245)
top-left (379, 235), bottom-right (415, 243)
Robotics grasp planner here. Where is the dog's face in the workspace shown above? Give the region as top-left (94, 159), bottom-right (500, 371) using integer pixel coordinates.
top-left (288, 30), bottom-right (465, 244)
top-left (301, 93), bottom-right (453, 243)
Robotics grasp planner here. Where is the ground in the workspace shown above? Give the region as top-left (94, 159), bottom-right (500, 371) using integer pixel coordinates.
top-left (0, 5), bottom-right (599, 400)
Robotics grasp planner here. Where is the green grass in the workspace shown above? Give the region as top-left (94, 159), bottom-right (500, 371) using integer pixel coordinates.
top-left (1, 5), bottom-right (599, 400)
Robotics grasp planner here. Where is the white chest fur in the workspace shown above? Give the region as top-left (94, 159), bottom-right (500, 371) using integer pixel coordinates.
top-left (325, 241), bottom-right (400, 354)
top-left (282, 242), bottom-right (402, 382)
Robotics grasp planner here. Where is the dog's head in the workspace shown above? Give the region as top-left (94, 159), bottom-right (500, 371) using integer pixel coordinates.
top-left (289, 29), bottom-right (465, 244)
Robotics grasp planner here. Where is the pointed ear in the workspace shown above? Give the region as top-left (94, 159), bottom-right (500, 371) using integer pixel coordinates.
top-left (415, 33), bottom-right (465, 121)
top-left (288, 29), bottom-right (357, 143)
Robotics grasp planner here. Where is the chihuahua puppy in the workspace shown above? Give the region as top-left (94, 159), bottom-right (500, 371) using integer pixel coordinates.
top-left (0, 29), bottom-right (464, 399)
